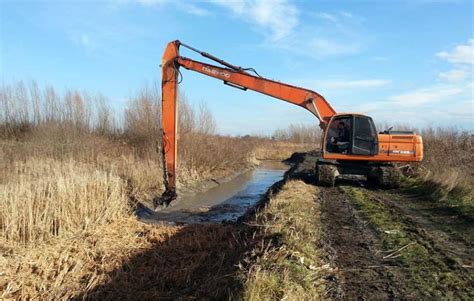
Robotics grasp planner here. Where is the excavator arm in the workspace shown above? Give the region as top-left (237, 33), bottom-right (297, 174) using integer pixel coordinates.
top-left (157, 40), bottom-right (336, 206)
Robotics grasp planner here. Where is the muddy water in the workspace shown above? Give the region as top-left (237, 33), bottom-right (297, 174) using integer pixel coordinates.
top-left (139, 161), bottom-right (288, 224)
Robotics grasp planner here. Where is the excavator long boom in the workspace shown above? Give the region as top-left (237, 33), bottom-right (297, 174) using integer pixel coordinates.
top-left (158, 40), bottom-right (336, 205)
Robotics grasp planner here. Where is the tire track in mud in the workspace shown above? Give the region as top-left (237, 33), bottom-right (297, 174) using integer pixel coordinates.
top-left (321, 185), bottom-right (474, 300)
top-left (364, 190), bottom-right (474, 266)
top-left (362, 189), bottom-right (474, 278)
top-left (320, 187), bottom-right (405, 300)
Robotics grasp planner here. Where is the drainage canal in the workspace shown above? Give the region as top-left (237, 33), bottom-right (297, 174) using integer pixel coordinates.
top-left (138, 161), bottom-right (288, 224)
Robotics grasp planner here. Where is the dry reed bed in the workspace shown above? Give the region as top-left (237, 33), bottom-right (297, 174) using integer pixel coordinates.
top-left (254, 140), bottom-right (316, 160)
top-left (0, 219), bottom-right (251, 299)
top-left (0, 218), bottom-right (178, 299)
top-left (1, 158), bottom-right (130, 245)
top-left (0, 132), bottom-right (257, 245)
top-left (408, 128), bottom-right (473, 204)
top-left (419, 128), bottom-right (473, 189)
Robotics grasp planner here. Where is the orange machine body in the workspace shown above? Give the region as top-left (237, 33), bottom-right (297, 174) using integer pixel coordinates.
top-left (158, 40), bottom-right (423, 203)
top-left (322, 114), bottom-right (423, 162)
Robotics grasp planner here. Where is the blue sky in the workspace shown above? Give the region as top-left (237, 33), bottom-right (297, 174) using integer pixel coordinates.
top-left (1, 0), bottom-right (473, 134)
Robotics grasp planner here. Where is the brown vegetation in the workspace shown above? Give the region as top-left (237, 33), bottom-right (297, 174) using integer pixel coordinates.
top-left (1, 218), bottom-right (249, 299)
top-left (407, 127), bottom-right (473, 205)
top-left (272, 123), bottom-right (321, 144)
top-left (0, 81), bottom-right (314, 299)
top-left (253, 140), bottom-right (315, 161)
top-left (0, 81), bottom-right (257, 246)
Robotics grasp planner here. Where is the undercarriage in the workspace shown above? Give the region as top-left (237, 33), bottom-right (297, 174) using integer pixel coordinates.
top-left (315, 159), bottom-right (401, 189)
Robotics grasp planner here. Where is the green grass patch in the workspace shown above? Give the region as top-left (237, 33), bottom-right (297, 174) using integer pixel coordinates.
top-left (346, 187), bottom-right (472, 300)
top-left (401, 177), bottom-right (474, 217)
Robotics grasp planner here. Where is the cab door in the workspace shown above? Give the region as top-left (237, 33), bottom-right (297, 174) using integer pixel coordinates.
top-left (352, 116), bottom-right (378, 155)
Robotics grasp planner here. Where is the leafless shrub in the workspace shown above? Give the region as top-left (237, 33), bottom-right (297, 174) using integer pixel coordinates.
top-left (417, 127), bottom-right (473, 196)
top-left (94, 95), bottom-right (114, 135)
top-left (196, 102), bottom-right (216, 135)
top-left (177, 96), bottom-right (253, 185)
top-left (272, 123), bottom-right (321, 144)
top-left (124, 84), bottom-right (161, 149)
top-left (178, 94), bottom-right (195, 135)
top-left (0, 81), bottom-right (32, 137)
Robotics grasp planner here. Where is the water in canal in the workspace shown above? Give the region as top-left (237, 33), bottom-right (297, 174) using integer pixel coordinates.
top-left (138, 161), bottom-right (288, 224)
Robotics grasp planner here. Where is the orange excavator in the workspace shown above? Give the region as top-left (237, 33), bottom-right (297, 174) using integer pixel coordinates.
top-left (156, 40), bottom-right (423, 206)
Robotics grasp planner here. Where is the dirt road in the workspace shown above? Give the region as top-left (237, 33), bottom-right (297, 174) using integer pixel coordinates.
top-left (289, 153), bottom-right (473, 300)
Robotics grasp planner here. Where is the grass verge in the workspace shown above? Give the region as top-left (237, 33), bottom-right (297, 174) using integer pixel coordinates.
top-left (401, 177), bottom-right (473, 218)
top-left (239, 180), bottom-right (331, 300)
top-left (346, 187), bottom-right (472, 300)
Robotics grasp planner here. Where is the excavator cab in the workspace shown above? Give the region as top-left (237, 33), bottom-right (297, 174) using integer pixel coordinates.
top-left (324, 114), bottom-right (378, 156)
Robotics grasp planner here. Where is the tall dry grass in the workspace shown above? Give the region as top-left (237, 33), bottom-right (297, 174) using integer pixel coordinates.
top-left (1, 158), bottom-right (129, 245)
top-left (0, 81), bottom-right (257, 246)
top-left (413, 127), bottom-right (473, 203)
top-left (420, 128), bottom-right (472, 185)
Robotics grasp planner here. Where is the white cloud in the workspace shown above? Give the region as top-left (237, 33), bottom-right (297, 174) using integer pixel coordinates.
top-left (389, 85), bottom-right (464, 107)
top-left (355, 83), bottom-right (473, 129)
top-left (313, 12), bottom-right (338, 23)
top-left (358, 40), bottom-right (474, 127)
top-left (437, 39), bottom-right (474, 65)
top-left (438, 68), bottom-right (470, 82)
top-left (210, 0), bottom-right (298, 42)
top-left (176, 2), bottom-right (211, 16)
top-left (436, 39), bottom-right (474, 84)
top-left (281, 12), bottom-right (367, 59)
top-left (124, 1), bottom-right (365, 59)
top-left (208, 2), bottom-right (366, 59)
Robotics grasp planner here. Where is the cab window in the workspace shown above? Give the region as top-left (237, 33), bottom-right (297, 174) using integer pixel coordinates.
top-left (326, 117), bottom-right (352, 154)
